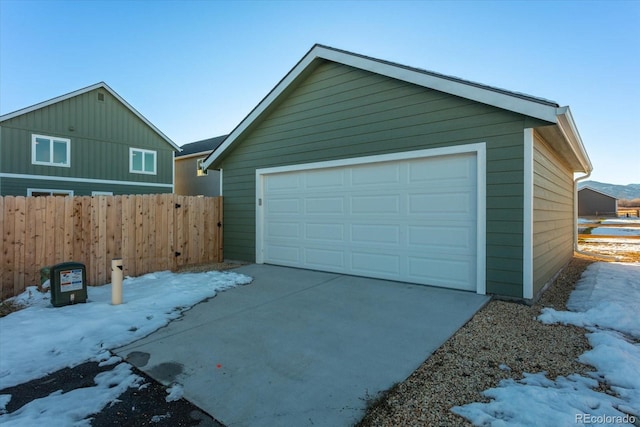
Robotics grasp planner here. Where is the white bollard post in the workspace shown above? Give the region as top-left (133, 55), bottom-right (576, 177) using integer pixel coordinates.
top-left (111, 258), bottom-right (123, 305)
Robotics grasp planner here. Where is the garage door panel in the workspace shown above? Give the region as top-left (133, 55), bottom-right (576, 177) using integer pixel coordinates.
top-left (267, 222), bottom-right (301, 239)
top-left (305, 223), bottom-right (345, 241)
top-left (407, 225), bottom-right (473, 251)
top-left (351, 224), bottom-right (400, 245)
top-left (261, 152), bottom-right (478, 292)
top-left (408, 191), bottom-right (474, 215)
top-left (305, 197), bottom-right (345, 214)
top-left (408, 155), bottom-right (475, 182)
top-left (351, 195), bottom-right (400, 214)
top-left (266, 173), bottom-right (302, 191)
top-left (305, 169), bottom-right (346, 189)
top-left (408, 256), bottom-right (474, 290)
top-left (351, 163), bottom-right (401, 186)
top-left (266, 245), bottom-right (301, 264)
top-left (351, 252), bottom-right (401, 275)
top-left (267, 198), bottom-right (301, 214)
top-left (304, 248), bottom-right (345, 269)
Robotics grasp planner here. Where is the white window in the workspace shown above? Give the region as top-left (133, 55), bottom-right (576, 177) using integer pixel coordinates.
top-left (91, 191), bottom-right (113, 196)
top-left (196, 158), bottom-right (208, 176)
top-left (130, 148), bottom-right (157, 175)
top-left (27, 188), bottom-right (73, 197)
top-left (32, 134), bottom-right (70, 167)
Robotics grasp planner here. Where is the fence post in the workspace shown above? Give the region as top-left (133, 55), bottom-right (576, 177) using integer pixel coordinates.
top-left (111, 258), bottom-right (123, 305)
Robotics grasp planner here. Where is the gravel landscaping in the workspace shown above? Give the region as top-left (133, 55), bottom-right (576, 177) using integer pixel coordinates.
top-left (358, 255), bottom-right (599, 426)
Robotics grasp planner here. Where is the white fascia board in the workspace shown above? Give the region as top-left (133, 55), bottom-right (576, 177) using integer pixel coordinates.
top-left (555, 106), bottom-right (592, 173)
top-left (0, 82), bottom-right (181, 152)
top-left (175, 150), bottom-right (213, 161)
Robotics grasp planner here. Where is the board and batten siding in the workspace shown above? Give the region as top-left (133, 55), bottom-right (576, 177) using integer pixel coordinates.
top-left (219, 60), bottom-right (550, 297)
top-left (532, 131), bottom-right (574, 297)
top-left (0, 87), bottom-right (173, 187)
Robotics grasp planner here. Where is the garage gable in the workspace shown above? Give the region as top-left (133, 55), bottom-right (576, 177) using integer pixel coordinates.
top-left (203, 44), bottom-right (590, 175)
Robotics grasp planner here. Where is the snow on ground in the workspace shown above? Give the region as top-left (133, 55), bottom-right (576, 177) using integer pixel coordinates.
top-left (0, 270), bottom-right (251, 425)
top-left (579, 238), bottom-right (640, 261)
top-left (603, 218), bottom-right (640, 225)
top-left (591, 227), bottom-right (640, 236)
top-left (452, 262), bottom-right (640, 426)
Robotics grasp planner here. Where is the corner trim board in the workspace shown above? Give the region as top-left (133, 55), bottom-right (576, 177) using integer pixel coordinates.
top-left (523, 128), bottom-right (534, 300)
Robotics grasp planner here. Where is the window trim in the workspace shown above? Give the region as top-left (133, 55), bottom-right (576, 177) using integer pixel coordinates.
top-left (196, 158), bottom-right (208, 176)
top-left (31, 134), bottom-right (71, 167)
top-left (27, 188), bottom-right (74, 197)
top-left (91, 191), bottom-right (113, 196)
top-left (129, 147), bottom-right (157, 175)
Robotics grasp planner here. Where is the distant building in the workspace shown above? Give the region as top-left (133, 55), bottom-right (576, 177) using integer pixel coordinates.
top-left (578, 187), bottom-right (618, 217)
top-left (0, 82), bottom-right (179, 196)
top-left (174, 135), bottom-right (227, 196)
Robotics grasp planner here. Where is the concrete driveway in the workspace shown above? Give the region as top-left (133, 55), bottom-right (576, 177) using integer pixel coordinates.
top-left (115, 264), bottom-right (489, 427)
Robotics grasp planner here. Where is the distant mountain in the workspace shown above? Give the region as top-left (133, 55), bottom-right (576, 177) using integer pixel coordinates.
top-left (578, 181), bottom-right (640, 200)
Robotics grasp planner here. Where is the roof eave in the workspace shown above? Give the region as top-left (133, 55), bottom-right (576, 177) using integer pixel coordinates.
top-left (555, 106), bottom-right (593, 173)
top-left (175, 150), bottom-right (213, 160)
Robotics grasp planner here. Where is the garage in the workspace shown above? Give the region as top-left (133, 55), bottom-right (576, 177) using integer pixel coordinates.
top-left (256, 147), bottom-right (485, 292)
top-left (204, 44), bottom-right (591, 300)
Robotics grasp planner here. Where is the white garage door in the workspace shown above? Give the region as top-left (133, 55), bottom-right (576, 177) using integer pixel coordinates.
top-left (258, 151), bottom-right (479, 291)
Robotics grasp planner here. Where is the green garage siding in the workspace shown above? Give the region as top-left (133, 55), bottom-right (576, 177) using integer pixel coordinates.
top-left (0, 87), bottom-right (174, 190)
top-left (532, 131), bottom-right (574, 296)
top-left (219, 61), bottom-right (549, 297)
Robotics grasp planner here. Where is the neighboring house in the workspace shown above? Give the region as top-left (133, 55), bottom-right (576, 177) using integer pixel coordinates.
top-left (202, 44), bottom-right (592, 302)
top-left (0, 82), bottom-right (180, 196)
top-left (174, 135), bottom-right (227, 196)
top-left (578, 187), bottom-right (618, 217)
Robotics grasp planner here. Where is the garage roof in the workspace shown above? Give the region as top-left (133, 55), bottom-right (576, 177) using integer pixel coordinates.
top-left (203, 44), bottom-right (591, 173)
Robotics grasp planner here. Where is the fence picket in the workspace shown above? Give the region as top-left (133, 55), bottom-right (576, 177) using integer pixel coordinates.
top-left (14, 197), bottom-right (26, 296)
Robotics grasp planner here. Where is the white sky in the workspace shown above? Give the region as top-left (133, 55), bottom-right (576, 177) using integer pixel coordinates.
top-left (1, 1), bottom-right (638, 185)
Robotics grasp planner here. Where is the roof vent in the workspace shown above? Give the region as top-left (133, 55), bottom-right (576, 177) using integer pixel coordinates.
top-left (97, 92), bottom-right (105, 101)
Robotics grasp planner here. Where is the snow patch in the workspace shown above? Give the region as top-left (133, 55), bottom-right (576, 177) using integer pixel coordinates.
top-left (453, 262), bottom-right (640, 425)
top-left (0, 270), bottom-right (252, 389)
top-left (165, 383), bottom-right (184, 402)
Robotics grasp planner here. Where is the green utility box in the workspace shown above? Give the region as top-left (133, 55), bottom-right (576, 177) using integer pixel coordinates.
top-left (49, 262), bottom-right (88, 307)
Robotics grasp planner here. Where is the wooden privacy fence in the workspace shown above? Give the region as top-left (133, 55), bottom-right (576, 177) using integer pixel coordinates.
top-left (0, 194), bottom-right (223, 299)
